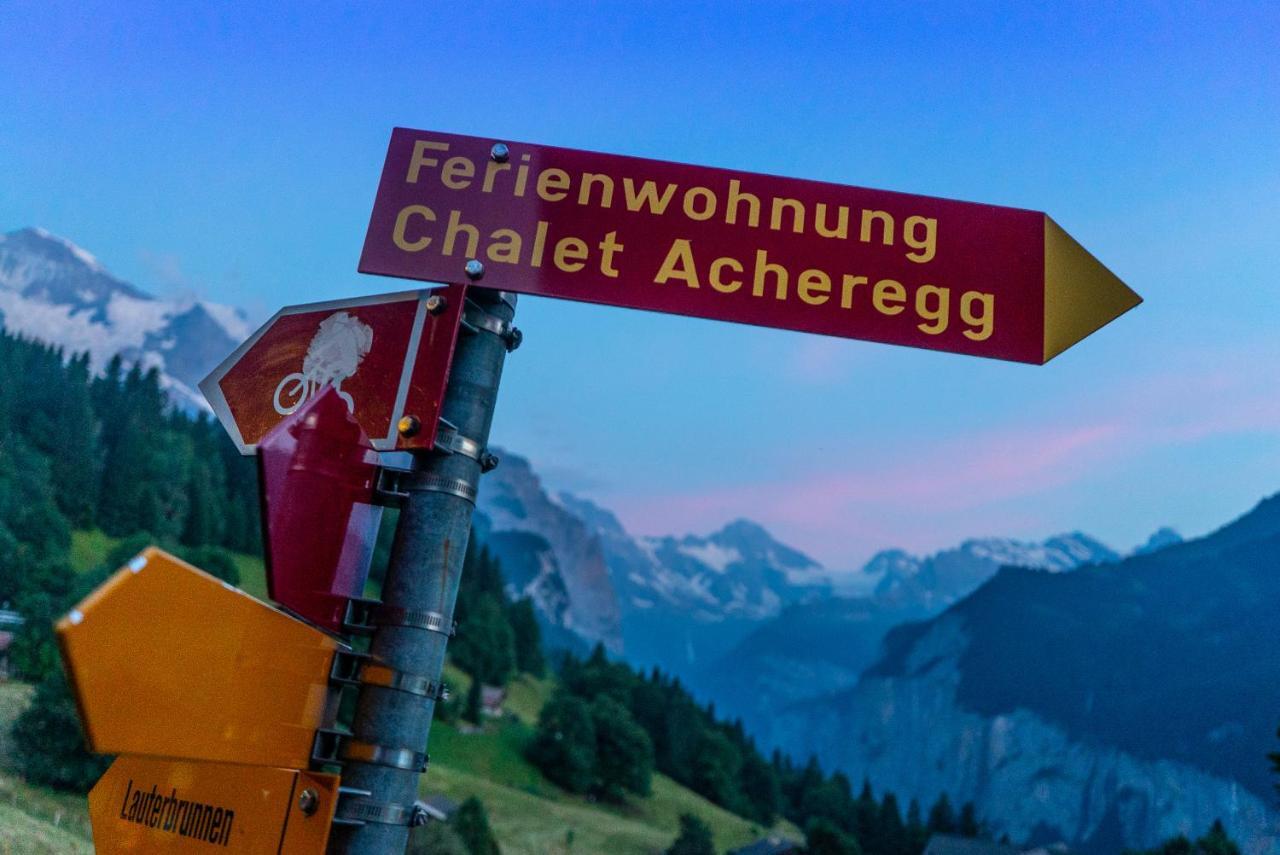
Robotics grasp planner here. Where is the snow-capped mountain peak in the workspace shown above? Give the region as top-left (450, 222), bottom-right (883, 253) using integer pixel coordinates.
top-left (867, 532), bottom-right (1119, 610)
top-left (0, 227), bottom-right (247, 411)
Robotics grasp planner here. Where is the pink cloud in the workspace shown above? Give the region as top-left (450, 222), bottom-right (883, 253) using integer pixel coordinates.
top-left (605, 351), bottom-right (1280, 567)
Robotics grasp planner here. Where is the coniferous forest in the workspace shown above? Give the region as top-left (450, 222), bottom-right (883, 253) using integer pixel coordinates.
top-left (0, 327), bottom-right (999, 854)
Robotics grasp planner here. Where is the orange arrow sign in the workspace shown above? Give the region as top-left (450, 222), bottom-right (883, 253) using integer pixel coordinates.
top-left (57, 548), bottom-right (342, 768)
top-left (89, 756), bottom-right (338, 853)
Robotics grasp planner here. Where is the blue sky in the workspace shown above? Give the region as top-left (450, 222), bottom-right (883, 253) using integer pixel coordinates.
top-left (3, 2), bottom-right (1278, 571)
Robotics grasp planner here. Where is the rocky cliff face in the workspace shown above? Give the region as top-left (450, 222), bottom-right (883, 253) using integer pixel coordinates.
top-left (692, 531), bottom-right (1120, 748)
top-left (477, 451), bottom-right (623, 651)
top-left (770, 497), bottom-right (1280, 854)
top-left (773, 613), bottom-right (1279, 855)
top-left (559, 493), bottom-right (832, 673)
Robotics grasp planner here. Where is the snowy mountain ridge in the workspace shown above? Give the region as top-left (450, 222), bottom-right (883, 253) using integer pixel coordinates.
top-left (0, 227), bottom-right (247, 410)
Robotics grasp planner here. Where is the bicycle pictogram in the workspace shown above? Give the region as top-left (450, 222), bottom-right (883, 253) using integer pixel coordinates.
top-left (272, 311), bottom-right (374, 416)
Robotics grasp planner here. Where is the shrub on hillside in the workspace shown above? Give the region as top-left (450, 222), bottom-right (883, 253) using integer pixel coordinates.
top-left (453, 797), bottom-right (501, 855)
top-left (407, 820), bottom-right (468, 855)
top-left (12, 671), bottom-right (110, 791)
top-left (590, 695), bottom-right (653, 801)
top-left (805, 818), bottom-right (862, 855)
top-left (666, 813), bottom-right (714, 855)
top-left (527, 691), bottom-right (596, 794)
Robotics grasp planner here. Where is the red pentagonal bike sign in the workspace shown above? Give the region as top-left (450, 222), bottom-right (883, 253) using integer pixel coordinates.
top-left (200, 285), bottom-right (465, 454)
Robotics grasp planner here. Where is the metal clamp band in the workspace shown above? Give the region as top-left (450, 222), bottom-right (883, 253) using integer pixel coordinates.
top-left (370, 605), bottom-right (457, 636)
top-left (335, 798), bottom-right (416, 826)
top-left (412, 473), bottom-right (477, 503)
top-left (434, 426), bottom-right (484, 461)
top-left (463, 302), bottom-right (522, 351)
top-left (359, 663), bottom-right (447, 700)
top-left (339, 739), bottom-right (429, 772)
top-left (463, 303), bottom-right (512, 338)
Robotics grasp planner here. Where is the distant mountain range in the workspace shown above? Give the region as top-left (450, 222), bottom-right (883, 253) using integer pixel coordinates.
top-left (12, 226), bottom-right (1270, 853)
top-left (475, 450), bottom-right (834, 667)
top-left (0, 227), bottom-right (246, 410)
top-left (771, 496), bottom-right (1280, 854)
top-left (690, 531), bottom-right (1126, 757)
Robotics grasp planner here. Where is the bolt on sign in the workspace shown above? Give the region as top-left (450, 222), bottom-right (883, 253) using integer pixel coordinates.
top-left (259, 388), bottom-right (383, 634)
top-left (57, 548), bottom-right (343, 769)
top-left (89, 756), bottom-right (338, 853)
top-left (359, 129), bottom-right (1140, 363)
top-left (200, 284), bottom-right (466, 455)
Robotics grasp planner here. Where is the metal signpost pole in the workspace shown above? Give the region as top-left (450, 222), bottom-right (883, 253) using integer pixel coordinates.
top-left (330, 284), bottom-right (517, 854)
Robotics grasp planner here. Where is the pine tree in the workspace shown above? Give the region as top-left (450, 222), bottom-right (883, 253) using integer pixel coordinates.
top-left (927, 793), bottom-right (956, 835)
top-left (452, 797), bottom-right (501, 855)
top-left (464, 676), bottom-right (483, 725)
top-left (666, 814), bottom-right (714, 855)
top-left (876, 792), bottom-right (907, 855)
top-left (806, 818), bottom-right (862, 855)
top-left (906, 798), bottom-right (928, 854)
top-left (507, 597), bottom-right (545, 676)
top-left (854, 779), bottom-right (878, 843)
top-left (527, 692), bottom-right (597, 794)
top-left (690, 727), bottom-right (745, 813)
top-left (1196, 819), bottom-right (1241, 855)
top-left (958, 802), bottom-right (980, 837)
top-left (740, 748), bottom-right (782, 825)
top-left (590, 695), bottom-right (653, 801)
top-left (450, 593), bottom-right (516, 686)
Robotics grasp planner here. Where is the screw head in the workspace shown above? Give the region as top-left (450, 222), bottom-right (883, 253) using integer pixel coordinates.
top-left (480, 452), bottom-right (500, 473)
top-left (398, 415), bottom-right (422, 438)
top-left (425, 294), bottom-right (447, 315)
top-left (464, 259), bottom-right (485, 281)
top-left (490, 143), bottom-right (510, 163)
top-left (297, 788), bottom-right (319, 817)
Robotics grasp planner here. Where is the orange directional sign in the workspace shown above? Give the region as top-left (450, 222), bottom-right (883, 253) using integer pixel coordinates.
top-left (360, 129), bottom-right (1140, 363)
top-left (89, 756), bottom-right (338, 853)
top-left (200, 285), bottom-right (466, 454)
top-left (57, 548), bottom-right (342, 768)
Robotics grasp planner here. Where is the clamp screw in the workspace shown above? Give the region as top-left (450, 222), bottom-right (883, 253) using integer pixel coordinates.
top-left (425, 294), bottom-right (447, 315)
top-left (297, 788), bottom-right (319, 817)
top-left (490, 143), bottom-right (510, 163)
top-left (398, 415), bottom-right (422, 438)
top-left (464, 259), bottom-right (485, 281)
top-left (480, 452), bottom-right (500, 473)
top-left (506, 327), bottom-right (523, 352)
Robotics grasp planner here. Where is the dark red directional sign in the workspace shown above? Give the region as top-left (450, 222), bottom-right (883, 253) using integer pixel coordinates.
top-left (200, 285), bottom-right (465, 454)
top-left (359, 129), bottom-right (1140, 364)
top-left (258, 388), bottom-right (381, 634)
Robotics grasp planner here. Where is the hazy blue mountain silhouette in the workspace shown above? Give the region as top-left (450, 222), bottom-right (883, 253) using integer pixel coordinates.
top-left (866, 492), bottom-right (1280, 799)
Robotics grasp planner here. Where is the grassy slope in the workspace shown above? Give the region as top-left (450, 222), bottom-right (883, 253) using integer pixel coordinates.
top-left (50, 531), bottom-right (800, 853)
top-left (0, 684), bottom-right (93, 854)
top-left (429, 671), bottom-right (800, 855)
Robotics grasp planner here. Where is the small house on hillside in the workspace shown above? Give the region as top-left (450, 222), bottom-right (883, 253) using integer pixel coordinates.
top-left (728, 836), bottom-right (802, 855)
top-left (481, 684), bottom-right (506, 717)
top-left (0, 630), bottom-right (12, 680)
top-left (924, 834), bottom-right (1021, 855)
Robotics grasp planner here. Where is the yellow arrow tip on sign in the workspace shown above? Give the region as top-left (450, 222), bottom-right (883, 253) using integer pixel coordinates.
top-left (1042, 216), bottom-right (1142, 363)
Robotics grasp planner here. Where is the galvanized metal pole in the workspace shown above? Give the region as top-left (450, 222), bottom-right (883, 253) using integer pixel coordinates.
top-left (329, 285), bottom-right (516, 854)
